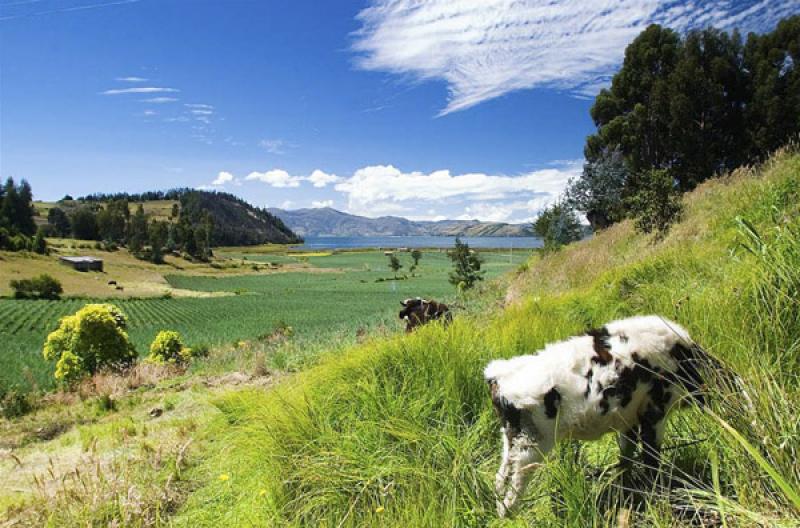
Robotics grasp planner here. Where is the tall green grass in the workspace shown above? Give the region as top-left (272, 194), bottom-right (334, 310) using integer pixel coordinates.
top-left (176, 152), bottom-right (800, 527)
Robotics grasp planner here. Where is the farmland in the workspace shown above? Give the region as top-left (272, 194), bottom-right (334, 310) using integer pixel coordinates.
top-left (0, 248), bottom-right (531, 394)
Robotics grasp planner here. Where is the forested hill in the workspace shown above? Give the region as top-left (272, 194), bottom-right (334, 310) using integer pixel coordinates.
top-left (179, 191), bottom-right (300, 246)
top-left (268, 207), bottom-right (534, 237)
top-left (49, 189), bottom-right (302, 249)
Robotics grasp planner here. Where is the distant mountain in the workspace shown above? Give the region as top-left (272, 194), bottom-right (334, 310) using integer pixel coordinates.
top-left (267, 207), bottom-right (534, 237)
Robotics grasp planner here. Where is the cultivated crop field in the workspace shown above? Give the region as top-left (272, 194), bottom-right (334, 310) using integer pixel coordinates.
top-left (1, 248), bottom-right (531, 394)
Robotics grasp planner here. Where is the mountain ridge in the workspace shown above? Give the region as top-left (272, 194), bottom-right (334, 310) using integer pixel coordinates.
top-left (268, 207), bottom-right (534, 237)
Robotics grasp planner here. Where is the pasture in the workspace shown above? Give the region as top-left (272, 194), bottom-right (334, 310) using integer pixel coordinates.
top-left (0, 248), bottom-right (531, 394)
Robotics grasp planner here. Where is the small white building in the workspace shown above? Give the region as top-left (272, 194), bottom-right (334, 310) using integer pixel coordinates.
top-left (59, 256), bottom-right (104, 272)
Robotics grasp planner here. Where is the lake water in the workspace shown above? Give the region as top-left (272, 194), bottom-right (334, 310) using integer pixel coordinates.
top-left (295, 235), bottom-right (543, 250)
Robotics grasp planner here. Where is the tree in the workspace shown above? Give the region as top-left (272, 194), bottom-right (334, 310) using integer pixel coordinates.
top-left (625, 169), bottom-right (684, 235)
top-left (585, 25), bottom-right (681, 172)
top-left (447, 237), bottom-right (484, 291)
top-left (69, 206), bottom-right (99, 240)
top-left (533, 202), bottom-right (583, 251)
top-left (97, 199), bottom-right (129, 243)
top-left (1, 178), bottom-right (37, 236)
top-left (127, 204), bottom-right (148, 254)
top-left (43, 304), bottom-right (137, 383)
top-left (47, 207), bottom-right (71, 237)
top-left (148, 220), bottom-right (169, 263)
top-left (387, 253), bottom-right (402, 277)
top-left (15, 180), bottom-right (37, 236)
top-left (565, 149), bottom-right (628, 230)
top-left (410, 249), bottom-right (423, 274)
top-left (32, 227), bottom-right (47, 254)
top-left (743, 16), bottom-right (800, 158)
top-left (667, 28), bottom-right (748, 190)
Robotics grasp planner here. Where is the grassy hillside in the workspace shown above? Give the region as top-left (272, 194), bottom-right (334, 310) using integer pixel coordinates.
top-left (173, 151), bottom-right (800, 527)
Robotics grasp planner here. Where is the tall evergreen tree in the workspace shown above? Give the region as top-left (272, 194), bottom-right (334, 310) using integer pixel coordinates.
top-left (668, 28), bottom-right (748, 189)
top-left (47, 207), bottom-right (71, 237)
top-left (15, 180), bottom-right (37, 236)
top-left (127, 204), bottom-right (148, 254)
top-left (148, 220), bottom-right (169, 263)
top-left (743, 16), bottom-right (800, 157)
top-left (69, 206), bottom-right (99, 240)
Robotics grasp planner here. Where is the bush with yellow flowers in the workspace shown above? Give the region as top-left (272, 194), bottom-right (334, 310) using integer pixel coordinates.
top-left (146, 330), bottom-right (193, 365)
top-left (43, 303), bottom-right (137, 383)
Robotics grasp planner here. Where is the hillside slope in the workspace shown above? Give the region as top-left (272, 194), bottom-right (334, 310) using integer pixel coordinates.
top-left (38, 190), bottom-right (301, 246)
top-left (180, 190), bottom-right (300, 245)
top-left (269, 206), bottom-right (534, 237)
top-left (176, 152), bottom-right (800, 526)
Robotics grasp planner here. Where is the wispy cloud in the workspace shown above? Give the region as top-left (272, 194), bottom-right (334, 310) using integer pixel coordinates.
top-left (0, 0), bottom-right (142, 22)
top-left (141, 97), bottom-right (178, 103)
top-left (259, 138), bottom-right (296, 155)
top-left (311, 200), bottom-right (335, 208)
top-left (353, 0), bottom-right (798, 115)
top-left (116, 76), bottom-right (148, 82)
top-left (102, 87), bottom-right (179, 95)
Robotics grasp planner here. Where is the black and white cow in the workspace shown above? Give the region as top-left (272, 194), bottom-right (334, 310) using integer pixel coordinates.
top-left (485, 315), bottom-right (711, 517)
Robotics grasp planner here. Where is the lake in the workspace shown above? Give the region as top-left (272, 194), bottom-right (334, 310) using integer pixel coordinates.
top-left (295, 235), bottom-right (543, 250)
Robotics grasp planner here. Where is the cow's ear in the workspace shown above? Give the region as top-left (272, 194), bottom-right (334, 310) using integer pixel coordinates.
top-left (400, 300), bottom-right (407, 306)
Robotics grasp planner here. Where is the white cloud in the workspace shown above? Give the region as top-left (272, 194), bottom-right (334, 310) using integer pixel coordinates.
top-left (311, 200), bottom-right (335, 208)
top-left (280, 200), bottom-right (295, 209)
top-left (212, 171), bottom-right (235, 186)
top-left (307, 169), bottom-right (340, 188)
top-left (143, 109), bottom-right (157, 116)
top-left (185, 103), bottom-right (214, 109)
top-left (334, 162), bottom-right (580, 218)
top-left (101, 87), bottom-right (179, 95)
top-left (245, 169), bottom-right (302, 188)
top-left (353, 0), bottom-right (797, 114)
top-left (116, 76), bottom-right (148, 82)
top-left (141, 97), bottom-right (178, 103)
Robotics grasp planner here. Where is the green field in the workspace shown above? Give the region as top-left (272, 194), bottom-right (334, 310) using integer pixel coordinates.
top-left (0, 249), bottom-right (531, 394)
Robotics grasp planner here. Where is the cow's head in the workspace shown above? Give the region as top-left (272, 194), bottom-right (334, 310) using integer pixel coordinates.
top-left (399, 298), bottom-right (425, 321)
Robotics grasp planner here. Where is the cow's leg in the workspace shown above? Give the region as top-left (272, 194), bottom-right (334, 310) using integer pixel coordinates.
top-left (500, 430), bottom-right (553, 517)
top-left (639, 412), bottom-right (666, 478)
top-left (494, 428), bottom-right (512, 500)
top-left (617, 426), bottom-right (640, 469)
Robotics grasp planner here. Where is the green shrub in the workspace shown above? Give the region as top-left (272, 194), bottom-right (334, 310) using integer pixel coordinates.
top-left (10, 274), bottom-right (63, 300)
top-left (146, 330), bottom-right (192, 364)
top-left (532, 201), bottom-right (583, 250)
top-left (625, 168), bottom-right (684, 235)
top-left (43, 304), bottom-right (137, 383)
top-left (1, 388), bottom-right (35, 419)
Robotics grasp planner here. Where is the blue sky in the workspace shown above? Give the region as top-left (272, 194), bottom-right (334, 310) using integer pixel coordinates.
top-left (1, 0), bottom-right (796, 222)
